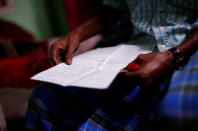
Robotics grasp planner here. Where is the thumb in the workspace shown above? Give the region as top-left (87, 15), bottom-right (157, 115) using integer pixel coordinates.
top-left (123, 70), bottom-right (142, 85)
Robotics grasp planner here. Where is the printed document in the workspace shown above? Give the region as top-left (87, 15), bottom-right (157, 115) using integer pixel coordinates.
top-left (31, 44), bottom-right (152, 89)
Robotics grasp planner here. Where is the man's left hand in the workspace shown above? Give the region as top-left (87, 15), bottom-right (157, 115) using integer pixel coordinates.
top-left (122, 51), bottom-right (175, 87)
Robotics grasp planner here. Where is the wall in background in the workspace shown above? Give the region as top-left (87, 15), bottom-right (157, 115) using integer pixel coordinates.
top-left (0, 0), bottom-right (68, 41)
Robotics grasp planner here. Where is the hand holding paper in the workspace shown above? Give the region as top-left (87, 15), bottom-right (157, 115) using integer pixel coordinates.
top-left (31, 44), bottom-right (152, 89)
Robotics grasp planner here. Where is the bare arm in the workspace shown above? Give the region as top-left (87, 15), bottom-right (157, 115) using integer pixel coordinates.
top-left (50, 16), bottom-right (102, 65)
top-left (123, 30), bottom-right (198, 87)
top-left (50, 4), bottom-right (126, 65)
top-left (177, 30), bottom-right (198, 60)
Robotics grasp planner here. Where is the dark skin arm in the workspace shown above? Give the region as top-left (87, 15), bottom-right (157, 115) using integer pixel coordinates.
top-left (50, 5), bottom-right (125, 65)
top-left (50, 16), bottom-right (102, 65)
top-left (123, 30), bottom-right (198, 87)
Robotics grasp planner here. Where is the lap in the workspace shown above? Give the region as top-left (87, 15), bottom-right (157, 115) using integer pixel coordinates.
top-left (159, 50), bottom-right (198, 129)
top-left (25, 82), bottom-right (154, 130)
top-left (25, 51), bottom-right (198, 130)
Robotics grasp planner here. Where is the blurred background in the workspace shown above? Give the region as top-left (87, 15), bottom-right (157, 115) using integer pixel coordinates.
top-left (0, 0), bottom-right (98, 130)
top-left (1, 0), bottom-right (68, 41)
top-left (0, 0), bottom-right (98, 40)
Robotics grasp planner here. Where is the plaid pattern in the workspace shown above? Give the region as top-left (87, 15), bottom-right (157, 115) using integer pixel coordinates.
top-left (103, 0), bottom-right (198, 52)
top-left (25, 0), bottom-right (198, 130)
top-left (158, 51), bottom-right (198, 129)
top-left (25, 51), bottom-right (198, 130)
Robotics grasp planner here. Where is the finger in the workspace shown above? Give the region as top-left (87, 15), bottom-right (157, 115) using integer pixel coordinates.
top-left (122, 70), bottom-right (143, 84)
top-left (123, 55), bottom-right (142, 70)
top-left (53, 50), bottom-right (62, 64)
top-left (50, 46), bottom-right (62, 65)
top-left (124, 70), bottom-right (140, 78)
top-left (131, 58), bottom-right (140, 65)
top-left (132, 55), bottom-right (143, 64)
top-left (65, 45), bottom-right (73, 65)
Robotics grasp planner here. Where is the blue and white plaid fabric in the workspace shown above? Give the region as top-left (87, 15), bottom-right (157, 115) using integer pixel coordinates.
top-left (103, 0), bottom-right (198, 51)
top-left (25, 51), bottom-right (198, 130)
top-left (25, 0), bottom-right (198, 130)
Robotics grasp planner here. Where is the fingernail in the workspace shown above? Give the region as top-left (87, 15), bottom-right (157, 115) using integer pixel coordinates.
top-left (66, 58), bottom-right (72, 65)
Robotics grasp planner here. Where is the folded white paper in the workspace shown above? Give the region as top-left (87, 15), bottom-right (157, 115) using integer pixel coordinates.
top-left (31, 44), bottom-right (152, 89)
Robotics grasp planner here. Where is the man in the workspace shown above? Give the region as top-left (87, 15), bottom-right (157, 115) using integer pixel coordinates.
top-left (26, 0), bottom-right (198, 130)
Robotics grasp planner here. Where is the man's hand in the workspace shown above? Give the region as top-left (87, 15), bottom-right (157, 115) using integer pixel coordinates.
top-left (50, 31), bottom-right (80, 65)
top-left (123, 51), bottom-right (175, 87)
top-left (50, 16), bottom-right (104, 65)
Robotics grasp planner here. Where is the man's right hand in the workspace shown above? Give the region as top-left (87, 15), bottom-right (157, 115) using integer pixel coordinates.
top-left (50, 30), bottom-right (80, 65)
top-left (50, 16), bottom-right (105, 65)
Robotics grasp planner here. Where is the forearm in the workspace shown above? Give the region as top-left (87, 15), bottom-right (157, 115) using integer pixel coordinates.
top-left (51, 5), bottom-right (125, 65)
top-left (73, 16), bottom-right (103, 42)
top-left (177, 30), bottom-right (198, 60)
top-left (69, 5), bottom-right (126, 43)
